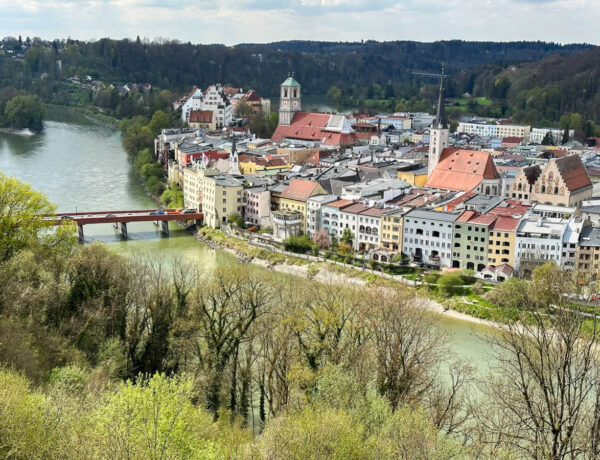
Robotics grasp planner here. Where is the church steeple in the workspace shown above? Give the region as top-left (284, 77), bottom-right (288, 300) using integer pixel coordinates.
top-left (278, 73), bottom-right (301, 126)
top-left (433, 69), bottom-right (448, 129)
top-left (428, 67), bottom-right (450, 178)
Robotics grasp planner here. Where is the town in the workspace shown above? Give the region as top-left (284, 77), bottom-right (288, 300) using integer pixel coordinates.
top-left (155, 73), bottom-right (600, 283)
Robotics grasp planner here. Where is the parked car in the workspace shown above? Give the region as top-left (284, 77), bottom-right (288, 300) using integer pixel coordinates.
top-left (182, 208), bottom-right (197, 214)
top-left (150, 210), bottom-right (165, 215)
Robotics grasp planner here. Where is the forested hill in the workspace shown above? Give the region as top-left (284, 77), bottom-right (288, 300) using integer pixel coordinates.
top-left (450, 46), bottom-right (600, 124)
top-left (0, 37), bottom-right (593, 99)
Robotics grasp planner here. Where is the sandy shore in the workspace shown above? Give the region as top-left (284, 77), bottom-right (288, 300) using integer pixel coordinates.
top-left (213, 241), bottom-right (502, 331)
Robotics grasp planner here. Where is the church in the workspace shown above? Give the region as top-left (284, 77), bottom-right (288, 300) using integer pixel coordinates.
top-left (271, 75), bottom-right (358, 148)
top-left (425, 78), bottom-right (501, 195)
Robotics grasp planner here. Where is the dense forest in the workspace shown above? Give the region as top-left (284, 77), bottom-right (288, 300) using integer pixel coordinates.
top-left (0, 36), bottom-right (592, 98)
top-left (451, 46), bottom-right (600, 125)
top-left (2, 173), bottom-right (600, 458)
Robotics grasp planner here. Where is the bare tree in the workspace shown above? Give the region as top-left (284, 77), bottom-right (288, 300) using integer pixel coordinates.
top-left (477, 307), bottom-right (600, 459)
top-left (367, 287), bottom-right (445, 411)
top-left (187, 266), bottom-right (274, 417)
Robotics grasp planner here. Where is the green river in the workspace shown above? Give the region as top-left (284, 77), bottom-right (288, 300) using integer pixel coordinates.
top-left (0, 109), bottom-right (497, 371)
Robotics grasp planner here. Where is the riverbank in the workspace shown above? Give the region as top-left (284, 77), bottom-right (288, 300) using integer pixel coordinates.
top-left (45, 103), bottom-right (120, 126)
top-left (195, 226), bottom-right (501, 331)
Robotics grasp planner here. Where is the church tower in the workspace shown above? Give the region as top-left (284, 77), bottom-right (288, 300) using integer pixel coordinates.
top-left (428, 74), bottom-right (449, 178)
top-left (278, 73), bottom-right (301, 126)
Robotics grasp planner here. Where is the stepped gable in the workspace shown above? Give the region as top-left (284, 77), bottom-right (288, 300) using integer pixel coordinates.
top-left (555, 155), bottom-right (592, 191)
top-left (426, 148), bottom-right (499, 192)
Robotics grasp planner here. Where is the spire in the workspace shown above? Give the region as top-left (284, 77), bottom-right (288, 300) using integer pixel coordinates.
top-left (433, 67), bottom-right (448, 130)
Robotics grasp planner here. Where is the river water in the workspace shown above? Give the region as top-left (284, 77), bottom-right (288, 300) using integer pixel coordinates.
top-left (0, 110), bottom-right (496, 371)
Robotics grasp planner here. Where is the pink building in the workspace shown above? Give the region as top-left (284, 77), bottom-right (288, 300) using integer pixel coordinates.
top-left (244, 187), bottom-right (271, 226)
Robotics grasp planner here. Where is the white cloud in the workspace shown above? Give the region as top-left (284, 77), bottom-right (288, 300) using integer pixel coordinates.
top-left (0, 0), bottom-right (596, 45)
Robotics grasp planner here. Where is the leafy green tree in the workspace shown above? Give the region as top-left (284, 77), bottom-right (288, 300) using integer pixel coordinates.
top-left (541, 131), bottom-right (554, 145)
top-left (148, 110), bottom-right (170, 136)
top-left (91, 373), bottom-right (230, 459)
top-left (161, 182), bottom-right (184, 208)
top-left (562, 126), bottom-right (570, 144)
top-left (0, 173), bottom-right (55, 262)
top-left (4, 94), bottom-right (44, 132)
top-left (341, 228), bottom-right (353, 246)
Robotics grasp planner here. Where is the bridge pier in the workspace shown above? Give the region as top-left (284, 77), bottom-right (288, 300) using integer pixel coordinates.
top-left (77, 225), bottom-right (84, 243)
top-left (117, 222), bottom-right (128, 239)
top-left (158, 220), bottom-right (170, 236)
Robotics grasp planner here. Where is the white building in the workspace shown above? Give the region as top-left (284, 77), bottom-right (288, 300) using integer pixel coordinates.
top-left (402, 209), bottom-right (458, 267)
top-left (321, 199), bottom-right (354, 241)
top-left (458, 120), bottom-right (531, 141)
top-left (341, 177), bottom-right (411, 201)
top-left (182, 166), bottom-right (203, 211)
top-left (562, 217), bottom-right (585, 271)
top-left (377, 115), bottom-right (412, 131)
top-left (515, 215), bottom-right (568, 275)
top-left (181, 84), bottom-right (232, 129)
top-left (306, 194), bottom-right (337, 237)
top-left (530, 127), bottom-right (574, 144)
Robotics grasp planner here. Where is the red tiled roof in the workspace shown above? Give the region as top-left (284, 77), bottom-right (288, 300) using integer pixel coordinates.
top-left (488, 200), bottom-right (530, 217)
top-left (501, 137), bottom-right (523, 144)
top-left (243, 90), bottom-right (262, 102)
top-left (490, 216), bottom-right (520, 232)
top-left (271, 112), bottom-right (358, 146)
top-left (189, 110), bottom-right (213, 123)
top-left (426, 148), bottom-right (499, 192)
top-left (456, 210), bottom-right (477, 223)
top-left (325, 199), bottom-right (354, 209)
top-left (441, 192), bottom-right (477, 211)
top-left (340, 203), bottom-right (370, 214)
top-left (223, 87), bottom-right (243, 96)
top-left (359, 207), bottom-right (385, 217)
top-left (281, 179), bottom-right (321, 201)
top-left (555, 155), bottom-right (592, 192)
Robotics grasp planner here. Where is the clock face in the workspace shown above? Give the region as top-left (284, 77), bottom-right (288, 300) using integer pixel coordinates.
top-left (283, 101), bottom-right (288, 107)
top-left (293, 101), bottom-right (298, 108)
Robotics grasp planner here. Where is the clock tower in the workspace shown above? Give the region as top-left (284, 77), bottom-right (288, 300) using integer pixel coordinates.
top-left (278, 73), bottom-right (301, 126)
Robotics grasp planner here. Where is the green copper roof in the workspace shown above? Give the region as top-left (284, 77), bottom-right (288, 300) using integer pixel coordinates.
top-left (281, 76), bottom-right (301, 87)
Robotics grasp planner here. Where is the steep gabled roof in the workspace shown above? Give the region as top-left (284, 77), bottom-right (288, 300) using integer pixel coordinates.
top-left (280, 178), bottom-right (321, 201)
top-left (555, 155), bottom-right (592, 191)
top-left (426, 148), bottom-right (499, 192)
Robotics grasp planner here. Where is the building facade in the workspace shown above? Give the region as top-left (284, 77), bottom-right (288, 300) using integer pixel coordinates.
top-left (244, 187), bottom-right (271, 227)
top-left (402, 209), bottom-right (458, 267)
top-left (306, 194), bottom-right (337, 237)
top-left (201, 173), bottom-right (244, 228)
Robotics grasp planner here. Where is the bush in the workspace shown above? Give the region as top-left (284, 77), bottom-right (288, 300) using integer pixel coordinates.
top-left (227, 214), bottom-right (245, 229)
top-left (311, 246), bottom-right (319, 256)
top-left (423, 273), bottom-right (440, 285)
top-left (284, 235), bottom-right (313, 254)
top-left (438, 273), bottom-right (464, 297)
top-left (472, 281), bottom-right (485, 296)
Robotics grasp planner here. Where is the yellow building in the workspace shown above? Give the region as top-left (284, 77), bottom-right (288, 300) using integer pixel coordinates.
top-left (487, 216), bottom-right (520, 267)
top-left (496, 123), bottom-right (531, 141)
top-left (380, 209), bottom-right (406, 252)
top-left (201, 170), bottom-right (244, 228)
top-left (397, 166), bottom-right (428, 187)
top-left (279, 178), bottom-right (327, 233)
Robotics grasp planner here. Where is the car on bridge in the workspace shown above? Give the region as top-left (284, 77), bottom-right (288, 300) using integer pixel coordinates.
top-left (150, 210), bottom-right (165, 215)
top-left (60, 215), bottom-right (73, 220)
top-left (182, 208), bottom-right (197, 214)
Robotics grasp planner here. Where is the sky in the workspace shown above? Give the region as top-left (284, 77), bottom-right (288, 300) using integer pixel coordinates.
top-left (0, 0), bottom-right (598, 45)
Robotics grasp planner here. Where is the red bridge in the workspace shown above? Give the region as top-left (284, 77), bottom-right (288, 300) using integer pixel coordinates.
top-left (45, 209), bottom-right (204, 241)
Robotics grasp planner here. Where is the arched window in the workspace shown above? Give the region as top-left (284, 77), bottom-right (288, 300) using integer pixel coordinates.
top-left (518, 183), bottom-right (522, 191)
top-left (554, 186), bottom-right (559, 195)
top-left (485, 186), bottom-right (491, 195)
top-left (541, 185), bottom-right (546, 194)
